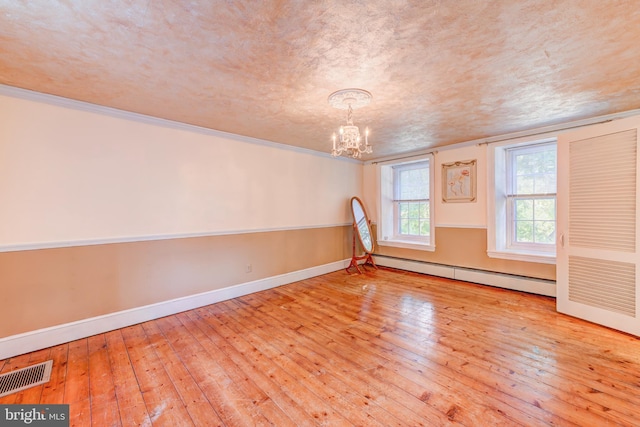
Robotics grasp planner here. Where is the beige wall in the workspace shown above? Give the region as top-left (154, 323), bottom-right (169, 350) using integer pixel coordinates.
top-left (363, 144), bottom-right (556, 281)
top-left (0, 226), bottom-right (351, 337)
top-left (374, 226), bottom-right (555, 280)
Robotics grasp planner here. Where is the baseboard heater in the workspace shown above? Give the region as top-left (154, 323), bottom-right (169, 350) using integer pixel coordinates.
top-left (372, 255), bottom-right (556, 297)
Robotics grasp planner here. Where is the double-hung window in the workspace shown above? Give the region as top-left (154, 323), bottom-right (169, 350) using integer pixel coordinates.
top-left (379, 155), bottom-right (435, 250)
top-left (506, 143), bottom-right (557, 249)
top-left (488, 139), bottom-right (557, 263)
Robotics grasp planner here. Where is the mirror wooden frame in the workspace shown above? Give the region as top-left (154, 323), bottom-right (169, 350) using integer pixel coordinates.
top-left (347, 196), bottom-right (378, 274)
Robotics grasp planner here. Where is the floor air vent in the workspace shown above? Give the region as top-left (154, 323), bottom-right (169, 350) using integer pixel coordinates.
top-left (0, 360), bottom-right (53, 397)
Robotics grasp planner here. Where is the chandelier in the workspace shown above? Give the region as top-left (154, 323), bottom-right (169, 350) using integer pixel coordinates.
top-left (328, 88), bottom-right (372, 158)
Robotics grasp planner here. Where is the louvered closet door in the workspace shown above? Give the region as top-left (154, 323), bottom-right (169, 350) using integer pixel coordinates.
top-left (557, 115), bottom-right (640, 336)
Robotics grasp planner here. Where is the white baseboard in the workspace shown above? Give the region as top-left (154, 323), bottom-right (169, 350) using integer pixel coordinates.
top-left (0, 259), bottom-right (350, 360)
top-left (374, 255), bottom-right (556, 297)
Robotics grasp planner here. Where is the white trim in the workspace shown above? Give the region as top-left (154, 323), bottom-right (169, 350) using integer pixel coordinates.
top-left (374, 255), bottom-right (556, 297)
top-left (435, 224), bottom-right (487, 229)
top-left (377, 154), bottom-right (435, 251)
top-left (0, 223), bottom-right (351, 253)
top-left (377, 240), bottom-right (436, 251)
top-left (0, 84), bottom-right (362, 165)
top-left (487, 138), bottom-right (558, 263)
top-left (487, 250), bottom-right (556, 265)
top-left (0, 259), bottom-right (350, 360)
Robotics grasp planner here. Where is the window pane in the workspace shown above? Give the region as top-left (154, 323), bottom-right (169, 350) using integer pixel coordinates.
top-left (515, 221), bottom-right (534, 242)
top-left (400, 219), bottom-right (409, 234)
top-left (504, 142), bottom-right (556, 252)
top-left (390, 160), bottom-right (432, 242)
top-left (515, 176), bottom-right (534, 194)
top-left (419, 202), bottom-right (429, 218)
top-left (544, 149), bottom-right (557, 173)
top-left (397, 165), bottom-right (429, 200)
top-left (534, 199), bottom-right (555, 221)
top-left (534, 220), bottom-right (555, 244)
top-left (512, 145), bottom-right (556, 196)
top-left (419, 220), bottom-right (430, 236)
top-left (515, 199), bottom-right (533, 220)
top-left (399, 202), bottom-right (408, 218)
top-left (408, 219), bottom-right (420, 235)
top-left (534, 174), bottom-right (556, 194)
top-left (408, 202), bottom-right (420, 218)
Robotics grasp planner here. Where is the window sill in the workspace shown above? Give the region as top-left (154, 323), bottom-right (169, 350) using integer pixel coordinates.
top-left (487, 250), bottom-right (556, 265)
top-left (378, 239), bottom-right (435, 252)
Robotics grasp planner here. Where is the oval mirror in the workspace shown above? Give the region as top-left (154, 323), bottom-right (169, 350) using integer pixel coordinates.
top-left (350, 196), bottom-right (374, 253)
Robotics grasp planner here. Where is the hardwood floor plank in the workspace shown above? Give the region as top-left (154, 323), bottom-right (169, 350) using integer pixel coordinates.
top-left (188, 298), bottom-right (329, 427)
top-left (88, 402), bottom-right (122, 427)
top-left (87, 335), bottom-right (117, 404)
top-left (69, 397), bottom-right (91, 427)
top-left (195, 304), bottom-right (380, 427)
top-left (104, 330), bottom-right (152, 426)
top-left (64, 339), bottom-right (89, 405)
top-left (180, 310), bottom-right (306, 427)
top-left (40, 344), bottom-right (69, 404)
top-left (182, 308), bottom-right (347, 425)
top-left (280, 276), bottom-right (578, 424)
top-left (234, 294), bottom-right (466, 426)
top-left (213, 299), bottom-right (421, 427)
top-left (282, 280), bottom-right (576, 423)
top-left (141, 320), bottom-right (225, 427)
top-left (154, 314), bottom-right (271, 426)
top-left (271, 286), bottom-right (546, 425)
top-left (120, 324), bottom-right (196, 426)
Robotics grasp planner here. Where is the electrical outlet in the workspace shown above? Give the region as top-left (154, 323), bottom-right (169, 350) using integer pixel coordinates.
top-left (246, 264), bottom-right (252, 273)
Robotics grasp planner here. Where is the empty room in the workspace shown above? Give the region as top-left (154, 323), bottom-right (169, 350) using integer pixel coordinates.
top-left (1, 1), bottom-right (640, 426)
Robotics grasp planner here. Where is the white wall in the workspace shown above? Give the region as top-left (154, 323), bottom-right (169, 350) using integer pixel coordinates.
top-left (0, 89), bottom-right (362, 250)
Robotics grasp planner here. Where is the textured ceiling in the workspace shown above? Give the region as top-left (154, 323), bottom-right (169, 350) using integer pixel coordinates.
top-left (2, 1), bottom-right (640, 160)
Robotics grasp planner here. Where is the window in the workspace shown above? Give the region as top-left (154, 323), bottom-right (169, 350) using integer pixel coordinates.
top-left (488, 139), bottom-right (557, 263)
top-left (507, 143), bottom-right (557, 249)
top-left (379, 155), bottom-right (434, 250)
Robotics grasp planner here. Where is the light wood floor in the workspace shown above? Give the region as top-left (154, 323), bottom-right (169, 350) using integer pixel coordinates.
top-left (2, 267), bottom-right (640, 426)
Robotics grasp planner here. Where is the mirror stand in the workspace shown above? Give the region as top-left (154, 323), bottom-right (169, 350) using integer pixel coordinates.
top-left (347, 196), bottom-right (378, 274)
top-left (346, 225), bottom-right (377, 274)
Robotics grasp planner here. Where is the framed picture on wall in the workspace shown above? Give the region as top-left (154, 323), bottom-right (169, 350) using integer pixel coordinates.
top-left (442, 159), bottom-right (477, 202)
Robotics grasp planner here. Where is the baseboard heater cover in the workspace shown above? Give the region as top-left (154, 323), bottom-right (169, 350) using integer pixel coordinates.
top-left (373, 255), bottom-right (556, 297)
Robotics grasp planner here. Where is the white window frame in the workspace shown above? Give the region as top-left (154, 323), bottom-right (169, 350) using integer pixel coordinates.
top-left (378, 154), bottom-right (435, 251)
top-left (487, 138), bottom-right (556, 264)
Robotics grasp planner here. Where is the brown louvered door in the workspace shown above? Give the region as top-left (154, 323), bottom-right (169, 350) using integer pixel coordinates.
top-left (557, 116), bottom-right (640, 336)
